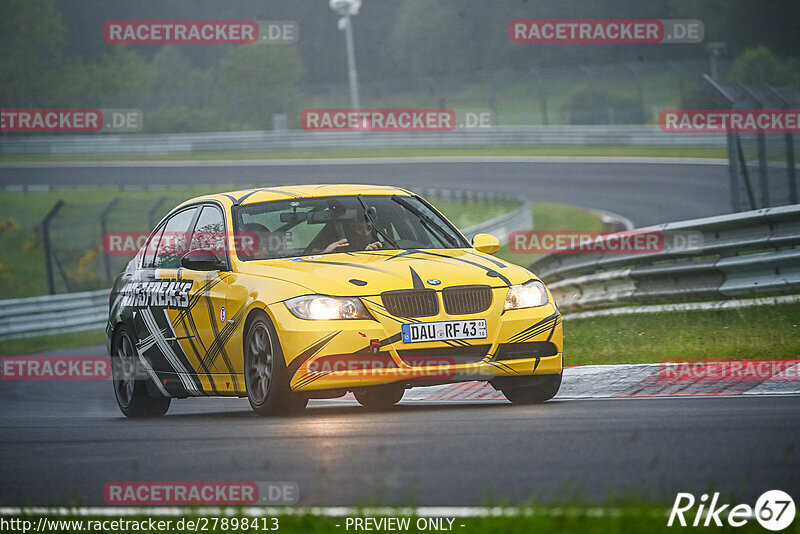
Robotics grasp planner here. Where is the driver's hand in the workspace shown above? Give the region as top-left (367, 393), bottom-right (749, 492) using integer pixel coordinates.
top-left (365, 241), bottom-right (383, 251)
top-left (323, 238), bottom-right (348, 253)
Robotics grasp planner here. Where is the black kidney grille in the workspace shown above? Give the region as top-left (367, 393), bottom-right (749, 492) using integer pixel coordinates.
top-left (381, 289), bottom-right (438, 318)
top-left (442, 285), bottom-right (493, 315)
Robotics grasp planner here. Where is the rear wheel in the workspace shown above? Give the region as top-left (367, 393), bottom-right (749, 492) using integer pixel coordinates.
top-left (245, 312), bottom-right (307, 416)
top-left (111, 327), bottom-right (171, 417)
top-left (499, 373), bottom-right (562, 404)
top-left (354, 383), bottom-right (405, 410)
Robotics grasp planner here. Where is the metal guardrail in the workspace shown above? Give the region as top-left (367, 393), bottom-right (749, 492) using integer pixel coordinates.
top-left (460, 203), bottom-right (532, 244)
top-left (0, 198), bottom-right (531, 341)
top-left (0, 125), bottom-right (726, 156)
top-left (529, 204), bottom-right (800, 312)
top-left (0, 289), bottom-right (109, 341)
top-left (7, 202), bottom-right (799, 338)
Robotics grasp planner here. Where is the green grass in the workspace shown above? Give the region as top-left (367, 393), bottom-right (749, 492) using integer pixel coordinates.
top-left (0, 145), bottom-right (727, 163)
top-left (564, 304), bottom-right (800, 365)
top-left (0, 330), bottom-right (106, 356)
top-left (6, 302), bottom-right (797, 362)
top-left (495, 202), bottom-right (606, 268)
top-left (435, 199), bottom-right (518, 229)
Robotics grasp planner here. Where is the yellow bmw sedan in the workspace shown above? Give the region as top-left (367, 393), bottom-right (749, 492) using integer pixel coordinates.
top-left (106, 185), bottom-right (562, 417)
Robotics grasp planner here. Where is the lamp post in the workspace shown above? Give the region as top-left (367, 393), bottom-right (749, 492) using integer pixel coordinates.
top-left (329, 0), bottom-right (362, 110)
top-left (706, 41), bottom-right (726, 80)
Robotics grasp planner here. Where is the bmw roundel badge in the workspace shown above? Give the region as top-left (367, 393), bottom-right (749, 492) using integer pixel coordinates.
top-left (427, 279), bottom-right (441, 285)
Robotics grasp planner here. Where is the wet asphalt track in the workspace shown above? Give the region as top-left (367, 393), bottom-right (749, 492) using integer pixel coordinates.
top-left (0, 159), bottom-right (731, 226)
top-left (3, 159), bottom-right (795, 508)
top-left (1, 346), bottom-right (798, 507)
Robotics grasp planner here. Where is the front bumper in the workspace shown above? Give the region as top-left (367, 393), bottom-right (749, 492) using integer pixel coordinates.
top-left (269, 292), bottom-right (563, 392)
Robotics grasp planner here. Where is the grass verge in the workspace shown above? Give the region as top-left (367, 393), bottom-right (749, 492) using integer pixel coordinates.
top-left (564, 303), bottom-right (800, 365)
top-left (0, 145), bottom-right (727, 163)
top-left (495, 202), bottom-right (606, 268)
top-left (0, 330), bottom-right (106, 356)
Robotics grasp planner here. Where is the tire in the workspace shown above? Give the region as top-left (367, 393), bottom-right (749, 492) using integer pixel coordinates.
top-left (244, 312), bottom-right (308, 416)
top-left (500, 373), bottom-right (562, 404)
top-left (111, 327), bottom-right (171, 417)
top-left (354, 383), bottom-right (405, 410)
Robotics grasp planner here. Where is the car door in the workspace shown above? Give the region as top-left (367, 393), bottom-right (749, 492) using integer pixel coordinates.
top-left (132, 205), bottom-right (203, 397)
top-left (169, 203), bottom-right (241, 396)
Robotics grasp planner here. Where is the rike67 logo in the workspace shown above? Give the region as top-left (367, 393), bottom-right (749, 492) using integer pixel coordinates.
top-left (669, 490), bottom-right (795, 530)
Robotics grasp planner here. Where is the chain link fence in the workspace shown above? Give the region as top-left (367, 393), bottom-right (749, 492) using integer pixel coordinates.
top-left (33, 187), bottom-right (519, 295)
top-left (703, 76), bottom-right (799, 211)
top-left (40, 194), bottom-right (185, 294)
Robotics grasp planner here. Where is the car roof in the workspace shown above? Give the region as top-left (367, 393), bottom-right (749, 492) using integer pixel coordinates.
top-left (177, 184), bottom-right (415, 209)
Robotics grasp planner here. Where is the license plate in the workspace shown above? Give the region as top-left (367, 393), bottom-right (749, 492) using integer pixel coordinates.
top-left (401, 319), bottom-right (487, 343)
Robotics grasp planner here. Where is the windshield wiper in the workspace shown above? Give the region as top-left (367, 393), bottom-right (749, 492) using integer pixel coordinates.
top-left (391, 195), bottom-right (460, 247)
top-left (357, 195), bottom-right (399, 248)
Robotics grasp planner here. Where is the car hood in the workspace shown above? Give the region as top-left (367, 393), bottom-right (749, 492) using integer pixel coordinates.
top-left (235, 248), bottom-right (536, 296)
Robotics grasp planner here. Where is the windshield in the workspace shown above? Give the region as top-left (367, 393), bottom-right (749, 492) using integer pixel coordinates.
top-left (233, 194), bottom-right (468, 260)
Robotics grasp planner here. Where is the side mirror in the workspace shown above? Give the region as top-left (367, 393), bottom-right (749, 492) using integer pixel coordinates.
top-left (472, 233), bottom-right (501, 255)
top-left (181, 249), bottom-right (227, 271)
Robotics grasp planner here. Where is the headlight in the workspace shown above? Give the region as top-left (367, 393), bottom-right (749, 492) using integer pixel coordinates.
top-left (504, 280), bottom-right (549, 310)
top-left (285, 295), bottom-right (373, 320)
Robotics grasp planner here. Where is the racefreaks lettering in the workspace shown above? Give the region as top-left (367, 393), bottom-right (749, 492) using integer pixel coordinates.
top-left (119, 280), bottom-right (193, 309)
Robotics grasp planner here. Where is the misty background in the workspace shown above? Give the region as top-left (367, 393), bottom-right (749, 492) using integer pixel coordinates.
top-left (2, 0), bottom-right (799, 131)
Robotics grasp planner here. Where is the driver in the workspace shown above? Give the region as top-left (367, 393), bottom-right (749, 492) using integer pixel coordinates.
top-left (323, 217), bottom-right (383, 253)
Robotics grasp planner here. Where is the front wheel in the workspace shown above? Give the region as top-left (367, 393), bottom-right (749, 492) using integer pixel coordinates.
top-left (244, 312), bottom-right (307, 416)
top-left (354, 383), bottom-right (405, 410)
top-left (499, 373), bottom-right (562, 404)
top-left (111, 327), bottom-right (171, 417)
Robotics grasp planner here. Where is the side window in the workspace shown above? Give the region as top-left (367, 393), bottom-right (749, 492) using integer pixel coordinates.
top-left (141, 224), bottom-right (165, 268)
top-left (189, 205), bottom-right (226, 256)
top-left (154, 207), bottom-right (198, 269)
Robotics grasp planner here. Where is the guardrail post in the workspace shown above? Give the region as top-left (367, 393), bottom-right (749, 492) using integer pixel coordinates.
top-left (530, 69), bottom-right (550, 125)
top-left (100, 197), bottom-right (121, 283)
top-left (702, 74), bottom-right (746, 211)
top-left (625, 63), bottom-right (645, 123)
top-left (764, 84), bottom-right (798, 205)
top-left (735, 136), bottom-right (758, 210)
top-left (787, 131), bottom-right (798, 205)
top-left (41, 200), bottom-right (65, 295)
top-left (737, 83), bottom-right (770, 207)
